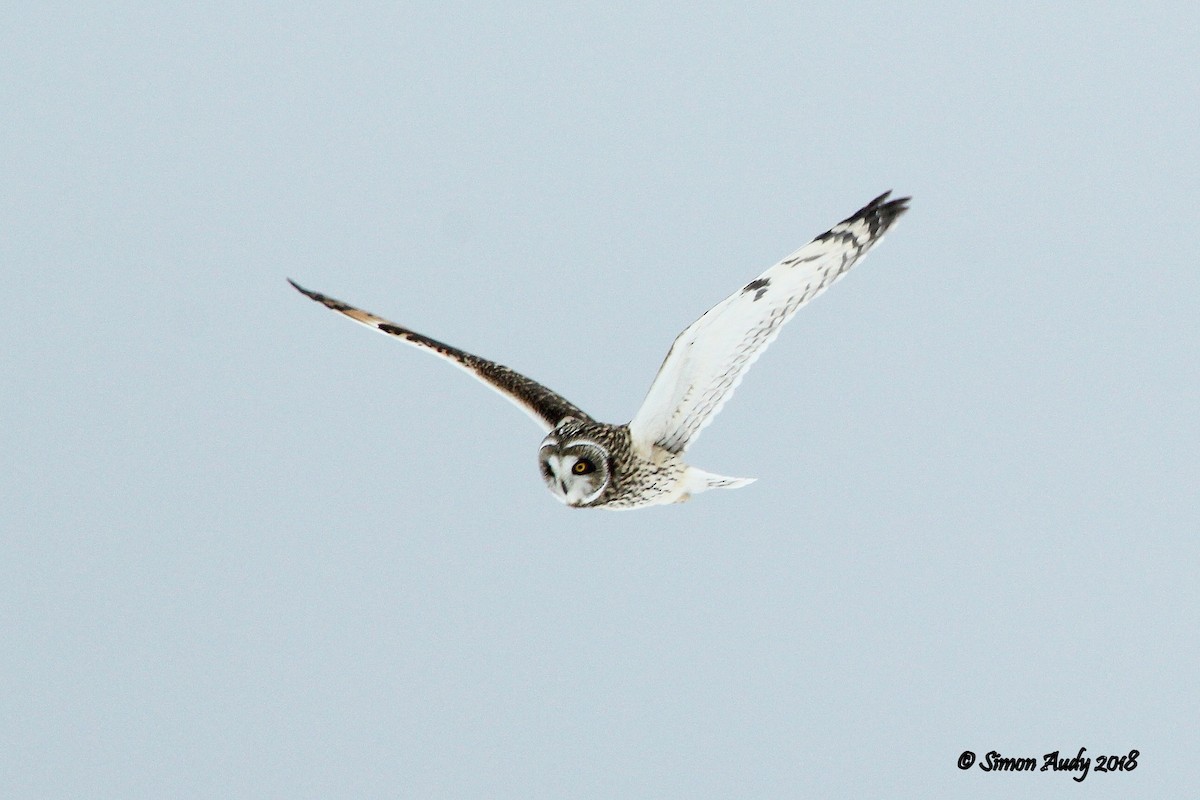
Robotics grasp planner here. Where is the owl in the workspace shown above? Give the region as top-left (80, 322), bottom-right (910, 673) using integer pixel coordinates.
top-left (291, 191), bottom-right (908, 509)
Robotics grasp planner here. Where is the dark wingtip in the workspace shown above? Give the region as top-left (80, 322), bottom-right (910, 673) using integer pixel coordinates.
top-left (842, 191), bottom-right (911, 231)
top-left (287, 278), bottom-right (321, 301)
top-left (880, 193), bottom-right (911, 223)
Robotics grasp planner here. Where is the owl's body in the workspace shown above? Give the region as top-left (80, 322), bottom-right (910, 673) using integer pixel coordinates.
top-left (290, 192), bottom-right (909, 509)
top-left (538, 419), bottom-right (749, 509)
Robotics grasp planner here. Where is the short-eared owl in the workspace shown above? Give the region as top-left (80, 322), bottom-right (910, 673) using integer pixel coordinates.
top-left (291, 192), bottom-right (909, 509)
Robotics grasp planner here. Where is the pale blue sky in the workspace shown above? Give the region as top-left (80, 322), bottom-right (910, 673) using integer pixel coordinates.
top-left (3, 3), bottom-right (1197, 798)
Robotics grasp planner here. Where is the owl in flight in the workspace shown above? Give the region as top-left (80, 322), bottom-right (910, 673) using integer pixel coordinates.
top-left (291, 191), bottom-right (908, 509)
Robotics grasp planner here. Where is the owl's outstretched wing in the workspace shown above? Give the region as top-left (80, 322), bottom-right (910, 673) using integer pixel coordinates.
top-left (628, 192), bottom-right (909, 454)
top-left (289, 280), bottom-right (591, 431)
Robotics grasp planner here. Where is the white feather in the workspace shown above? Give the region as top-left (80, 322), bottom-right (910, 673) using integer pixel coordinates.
top-left (628, 193), bottom-right (908, 453)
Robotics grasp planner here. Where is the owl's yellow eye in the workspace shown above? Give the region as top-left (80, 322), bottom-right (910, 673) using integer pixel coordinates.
top-left (573, 459), bottom-right (595, 475)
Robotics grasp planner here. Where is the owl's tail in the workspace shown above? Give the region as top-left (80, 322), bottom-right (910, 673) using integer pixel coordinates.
top-left (682, 467), bottom-right (756, 495)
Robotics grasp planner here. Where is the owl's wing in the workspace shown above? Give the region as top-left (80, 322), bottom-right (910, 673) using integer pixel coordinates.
top-left (628, 192), bottom-right (909, 454)
top-left (289, 280), bottom-right (591, 431)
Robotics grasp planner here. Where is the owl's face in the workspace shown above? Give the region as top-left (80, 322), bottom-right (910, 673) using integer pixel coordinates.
top-left (539, 431), bottom-right (612, 507)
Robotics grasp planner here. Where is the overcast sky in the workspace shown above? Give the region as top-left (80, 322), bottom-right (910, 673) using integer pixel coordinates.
top-left (3, 3), bottom-right (1197, 798)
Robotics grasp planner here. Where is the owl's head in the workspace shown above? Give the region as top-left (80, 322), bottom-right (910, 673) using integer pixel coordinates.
top-left (539, 422), bottom-right (614, 507)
